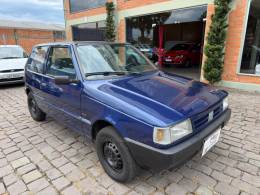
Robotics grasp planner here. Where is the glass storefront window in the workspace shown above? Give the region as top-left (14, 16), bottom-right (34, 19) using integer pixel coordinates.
top-left (69, 0), bottom-right (106, 13)
top-left (72, 21), bottom-right (105, 41)
top-left (240, 0), bottom-right (260, 75)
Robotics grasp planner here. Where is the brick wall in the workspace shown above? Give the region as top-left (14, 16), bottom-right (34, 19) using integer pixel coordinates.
top-left (65, 0), bottom-right (260, 85)
top-left (222, 0), bottom-right (260, 85)
top-left (0, 28), bottom-right (64, 53)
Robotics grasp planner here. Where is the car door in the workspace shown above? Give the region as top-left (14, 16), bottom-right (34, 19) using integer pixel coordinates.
top-left (25, 46), bottom-right (49, 110)
top-left (41, 45), bottom-right (83, 133)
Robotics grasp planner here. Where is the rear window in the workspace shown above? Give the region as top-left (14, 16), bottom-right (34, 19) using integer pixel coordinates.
top-left (27, 46), bottom-right (49, 74)
top-left (169, 44), bottom-right (190, 51)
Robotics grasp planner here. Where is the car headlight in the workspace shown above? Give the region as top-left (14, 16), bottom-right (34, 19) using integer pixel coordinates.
top-left (153, 119), bottom-right (193, 145)
top-left (223, 97), bottom-right (229, 110)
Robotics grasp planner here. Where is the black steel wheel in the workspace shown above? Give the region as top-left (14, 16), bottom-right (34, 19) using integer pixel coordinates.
top-left (28, 92), bottom-right (46, 121)
top-left (96, 126), bottom-right (138, 182)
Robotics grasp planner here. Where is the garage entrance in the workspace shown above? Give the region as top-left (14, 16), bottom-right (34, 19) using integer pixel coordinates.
top-left (126, 6), bottom-right (207, 80)
top-left (72, 21), bottom-right (106, 41)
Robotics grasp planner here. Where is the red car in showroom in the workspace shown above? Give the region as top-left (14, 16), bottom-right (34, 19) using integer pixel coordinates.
top-left (163, 43), bottom-right (202, 67)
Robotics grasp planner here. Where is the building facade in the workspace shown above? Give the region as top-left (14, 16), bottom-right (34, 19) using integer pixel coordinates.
top-left (0, 20), bottom-right (65, 53)
top-left (64, 0), bottom-right (260, 91)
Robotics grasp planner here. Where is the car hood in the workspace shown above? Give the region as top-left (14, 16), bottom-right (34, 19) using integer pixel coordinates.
top-left (0, 58), bottom-right (27, 71)
top-left (86, 71), bottom-right (227, 127)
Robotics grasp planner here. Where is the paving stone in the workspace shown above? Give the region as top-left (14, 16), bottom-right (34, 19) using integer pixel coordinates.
top-left (165, 183), bottom-right (188, 195)
top-left (216, 156), bottom-right (237, 167)
top-left (59, 163), bottom-right (77, 175)
top-left (66, 168), bottom-right (85, 182)
top-left (209, 161), bottom-right (226, 171)
top-left (16, 163), bottom-right (36, 175)
top-left (237, 162), bottom-right (258, 175)
top-left (46, 168), bottom-right (63, 180)
top-left (61, 185), bottom-right (81, 195)
top-left (3, 173), bottom-right (19, 186)
top-left (0, 183), bottom-right (6, 194)
top-left (241, 173), bottom-right (260, 187)
top-left (0, 165), bottom-right (13, 178)
top-left (224, 166), bottom-right (241, 178)
top-left (51, 156), bottom-right (69, 168)
top-left (0, 158), bottom-right (8, 168)
top-left (231, 178), bottom-right (260, 194)
top-left (7, 180), bottom-right (27, 195)
top-left (109, 183), bottom-right (131, 195)
top-left (135, 182), bottom-right (156, 195)
top-left (179, 167), bottom-right (217, 187)
top-left (22, 170), bottom-right (42, 184)
top-left (97, 173), bottom-right (115, 188)
top-left (147, 175), bottom-right (170, 189)
top-left (88, 165), bottom-right (103, 177)
top-left (27, 177), bottom-right (49, 193)
top-left (195, 186), bottom-right (214, 195)
top-left (37, 186), bottom-right (57, 195)
top-left (166, 171), bottom-right (183, 183)
top-left (178, 178), bottom-right (198, 192)
top-left (11, 157), bottom-right (30, 169)
top-left (77, 159), bottom-right (94, 170)
top-left (6, 150), bottom-right (24, 161)
top-left (211, 170), bottom-right (233, 183)
top-left (3, 146), bottom-right (19, 155)
top-left (52, 177), bottom-right (71, 191)
top-left (37, 159), bottom-right (53, 172)
top-left (215, 182), bottom-right (240, 195)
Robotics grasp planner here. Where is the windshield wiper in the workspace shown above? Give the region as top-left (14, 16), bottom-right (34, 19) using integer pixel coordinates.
top-left (85, 71), bottom-right (127, 77)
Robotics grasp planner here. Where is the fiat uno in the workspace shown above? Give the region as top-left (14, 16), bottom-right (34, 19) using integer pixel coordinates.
top-left (25, 42), bottom-right (231, 182)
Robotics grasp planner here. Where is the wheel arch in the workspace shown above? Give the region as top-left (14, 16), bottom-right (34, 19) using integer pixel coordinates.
top-left (91, 119), bottom-right (123, 141)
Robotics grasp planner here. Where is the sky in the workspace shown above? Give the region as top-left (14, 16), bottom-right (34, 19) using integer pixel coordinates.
top-left (0, 0), bottom-right (65, 25)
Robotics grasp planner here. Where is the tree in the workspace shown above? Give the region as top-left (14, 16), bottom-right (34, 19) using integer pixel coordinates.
top-left (105, 2), bottom-right (116, 42)
top-left (203, 0), bottom-right (231, 84)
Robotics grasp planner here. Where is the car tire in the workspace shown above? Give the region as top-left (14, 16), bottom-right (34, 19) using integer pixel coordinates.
top-left (28, 92), bottom-right (46, 121)
top-left (96, 126), bottom-right (138, 182)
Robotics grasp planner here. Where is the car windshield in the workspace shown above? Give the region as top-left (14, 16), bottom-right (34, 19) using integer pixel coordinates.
top-left (169, 44), bottom-right (191, 51)
top-left (76, 44), bottom-right (157, 79)
top-left (0, 47), bottom-right (27, 59)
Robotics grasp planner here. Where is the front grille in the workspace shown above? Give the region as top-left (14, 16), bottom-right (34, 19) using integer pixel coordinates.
top-left (0, 77), bottom-right (24, 83)
top-left (0, 69), bottom-right (23, 73)
top-left (192, 103), bottom-right (223, 131)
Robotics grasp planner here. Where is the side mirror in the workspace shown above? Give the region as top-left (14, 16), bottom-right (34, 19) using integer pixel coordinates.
top-left (54, 76), bottom-right (80, 85)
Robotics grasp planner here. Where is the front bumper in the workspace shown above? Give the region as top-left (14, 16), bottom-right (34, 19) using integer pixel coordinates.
top-left (0, 77), bottom-right (24, 85)
top-left (0, 71), bottom-right (24, 85)
top-left (125, 108), bottom-right (231, 171)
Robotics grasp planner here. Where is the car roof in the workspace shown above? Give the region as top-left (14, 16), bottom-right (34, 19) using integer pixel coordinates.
top-left (34, 41), bottom-right (130, 48)
top-left (0, 45), bottom-right (22, 48)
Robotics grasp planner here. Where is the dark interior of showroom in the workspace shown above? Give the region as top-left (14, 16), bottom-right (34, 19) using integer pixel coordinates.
top-left (126, 6), bottom-right (207, 80)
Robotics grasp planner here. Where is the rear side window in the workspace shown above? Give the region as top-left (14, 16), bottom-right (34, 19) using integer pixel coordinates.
top-left (27, 46), bottom-right (49, 73)
top-left (46, 47), bottom-right (76, 79)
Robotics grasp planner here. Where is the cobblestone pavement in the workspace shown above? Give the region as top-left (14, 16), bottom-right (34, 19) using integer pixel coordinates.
top-left (0, 85), bottom-right (260, 195)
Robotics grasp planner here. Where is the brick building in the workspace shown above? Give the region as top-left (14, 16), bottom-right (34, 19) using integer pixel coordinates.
top-left (0, 20), bottom-right (65, 53)
top-left (64, 0), bottom-right (260, 91)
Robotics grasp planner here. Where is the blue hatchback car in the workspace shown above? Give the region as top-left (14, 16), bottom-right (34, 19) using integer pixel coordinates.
top-left (25, 42), bottom-right (231, 182)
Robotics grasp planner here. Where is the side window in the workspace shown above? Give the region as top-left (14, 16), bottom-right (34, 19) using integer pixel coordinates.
top-left (46, 47), bottom-right (76, 79)
top-left (27, 46), bottom-right (48, 73)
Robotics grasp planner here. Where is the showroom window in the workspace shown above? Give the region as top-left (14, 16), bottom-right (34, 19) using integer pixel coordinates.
top-left (69, 0), bottom-right (106, 13)
top-left (240, 0), bottom-right (260, 75)
top-left (72, 21), bottom-right (105, 41)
